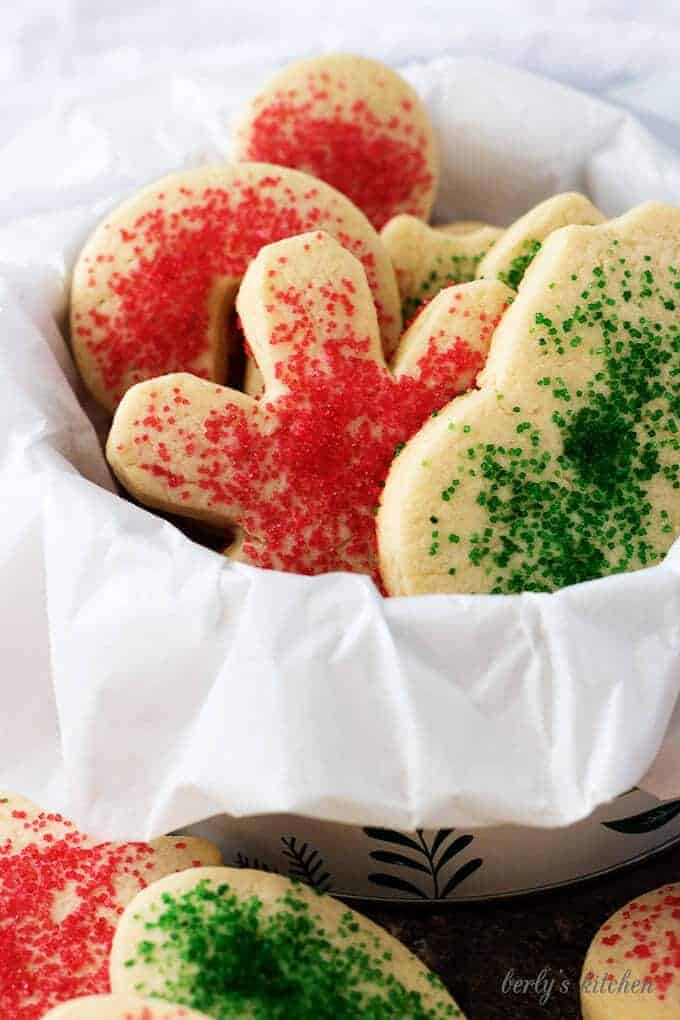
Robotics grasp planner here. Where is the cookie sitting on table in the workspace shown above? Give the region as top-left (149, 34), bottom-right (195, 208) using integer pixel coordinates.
top-left (0, 792), bottom-right (220, 1019)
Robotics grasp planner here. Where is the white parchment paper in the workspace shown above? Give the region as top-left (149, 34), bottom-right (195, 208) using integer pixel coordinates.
top-left (0, 54), bottom-right (679, 841)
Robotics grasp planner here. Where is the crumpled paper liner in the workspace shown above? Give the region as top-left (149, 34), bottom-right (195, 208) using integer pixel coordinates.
top-left (0, 55), bottom-right (678, 841)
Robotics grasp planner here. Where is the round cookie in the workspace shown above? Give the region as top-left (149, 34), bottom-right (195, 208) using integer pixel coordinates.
top-left (0, 792), bottom-right (221, 1020)
top-left (378, 202), bottom-right (680, 595)
top-left (231, 54), bottom-right (438, 230)
top-left (381, 213), bottom-right (503, 322)
top-left (106, 230), bottom-right (510, 580)
top-left (476, 191), bottom-right (604, 288)
top-left (70, 162), bottom-right (401, 411)
top-left (110, 866), bottom-right (464, 1018)
top-left (580, 883), bottom-right (680, 1018)
top-left (43, 995), bottom-right (212, 1019)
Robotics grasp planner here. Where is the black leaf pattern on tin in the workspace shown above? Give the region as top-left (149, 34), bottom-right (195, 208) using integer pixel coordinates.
top-left (233, 852), bottom-right (273, 872)
top-left (365, 827), bottom-right (482, 899)
top-left (280, 836), bottom-right (332, 892)
top-left (602, 797), bottom-right (680, 834)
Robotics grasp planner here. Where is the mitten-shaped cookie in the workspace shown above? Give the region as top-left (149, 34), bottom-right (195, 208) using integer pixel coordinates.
top-left (381, 213), bottom-right (503, 321)
top-left (379, 203), bottom-right (680, 595)
top-left (110, 867), bottom-right (464, 1018)
top-left (71, 163), bottom-right (400, 410)
top-left (476, 191), bottom-right (604, 287)
top-left (107, 230), bottom-right (511, 580)
top-left (232, 54), bottom-right (438, 229)
top-left (0, 792), bottom-right (221, 1020)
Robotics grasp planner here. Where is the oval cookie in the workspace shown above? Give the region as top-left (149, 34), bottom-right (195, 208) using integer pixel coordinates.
top-left (110, 866), bottom-right (464, 1018)
top-left (232, 54), bottom-right (438, 229)
top-left (107, 230), bottom-right (510, 579)
top-left (476, 191), bottom-right (604, 288)
top-left (381, 213), bottom-right (503, 321)
top-left (378, 202), bottom-right (680, 595)
top-left (43, 995), bottom-right (212, 1019)
top-left (0, 792), bottom-right (221, 1019)
top-left (71, 163), bottom-right (401, 410)
top-left (581, 883), bottom-right (680, 1018)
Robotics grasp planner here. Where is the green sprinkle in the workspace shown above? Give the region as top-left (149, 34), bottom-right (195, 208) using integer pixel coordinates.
top-left (122, 880), bottom-right (460, 1019)
top-left (432, 260), bottom-right (679, 592)
top-left (499, 239), bottom-right (542, 289)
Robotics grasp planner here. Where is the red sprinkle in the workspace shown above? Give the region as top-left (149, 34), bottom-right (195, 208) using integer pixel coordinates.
top-left (0, 803), bottom-right (210, 1018)
top-left (597, 885), bottom-right (680, 1001)
top-left (242, 77), bottom-right (433, 229)
top-left (77, 175), bottom-right (394, 404)
top-left (127, 276), bottom-right (503, 582)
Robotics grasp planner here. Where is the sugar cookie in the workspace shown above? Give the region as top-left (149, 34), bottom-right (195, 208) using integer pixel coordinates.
top-left (43, 995), bottom-right (211, 1019)
top-left (381, 213), bottom-right (503, 321)
top-left (232, 54), bottom-right (438, 230)
top-left (581, 882), bottom-right (680, 1018)
top-left (247, 215), bottom-right (503, 395)
top-left (71, 163), bottom-right (401, 410)
top-left (0, 792), bottom-right (221, 1019)
top-left (107, 231), bottom-right (510, 579)
top-left (378, 202), bottom-right (680, 595)
top-left (436, 220), bottom-right (500, 235)
top-left (241, 354), bottom-right (265, 397)
top-left (110, 866), bottom-right (464, 1018)
top-left (476, 192), bottom-right (604, 288)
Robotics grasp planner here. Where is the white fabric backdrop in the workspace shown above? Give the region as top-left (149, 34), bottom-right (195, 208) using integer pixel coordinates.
top-left (3, 2), bottom-right (680, 94)
top-left (4, 2), bottom-right (680, 214)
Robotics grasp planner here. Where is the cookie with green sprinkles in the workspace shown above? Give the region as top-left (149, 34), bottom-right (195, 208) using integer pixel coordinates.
top-left (381, 214), bottom-right (503, 322)
top-left (378, 202), bottom-right (680, 595)
top-left (476, 192), bottom-right (604, 289)
top-left (42, 993), bottom-right (212, 1018)
top-left (109, 867), bottom-right (465, 1019)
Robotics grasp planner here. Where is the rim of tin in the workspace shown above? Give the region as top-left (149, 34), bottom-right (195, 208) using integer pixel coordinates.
top-left (335, 830), bottom-right (680, 905)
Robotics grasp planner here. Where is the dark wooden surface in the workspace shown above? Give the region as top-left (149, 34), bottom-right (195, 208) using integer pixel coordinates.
top-left (360, 841), bottom-right (680, 1019)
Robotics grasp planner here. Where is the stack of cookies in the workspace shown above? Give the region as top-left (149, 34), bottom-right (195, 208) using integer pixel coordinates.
top-left (6, 786), bottom-right (678, 1016)
top-left (0, 791), bottom-right (465, 1018)
top-left (69, 54), bottom-right (679, 596)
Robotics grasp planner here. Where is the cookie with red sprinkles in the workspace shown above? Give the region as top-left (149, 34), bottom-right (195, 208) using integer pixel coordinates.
top-left (43, 994), bottom-right (212, 1019)
top-left (71, 162), bottom-right (401, 411)
top-left (0, 792), bottom-right (221, 1020)
top-left (232, 53), bottom-right (438, 230)
top-left (581, 882), bottom-right (680, 1018)
top-left (106, 229), bottom-right (510, 580)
